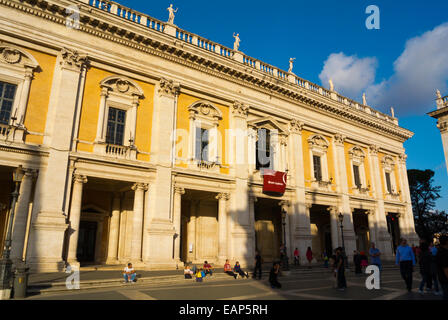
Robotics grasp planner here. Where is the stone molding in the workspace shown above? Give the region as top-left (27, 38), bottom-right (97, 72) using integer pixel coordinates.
top-left (289, 119), bottom-right (304, 134)
top-left (132, 182), bottom-right (149, 191)
top-left (72, 173), bottom-right (88, 184)
top-left (437, 121), bottom-right (448, 133)
top-left (216, 192), bottom-right (230, 201)
top-left (158, 77), bottom-right (179, 98)
top-left (333, 134), bottom-right (346, 146)
top-left (232, 101), bottom-right (249, 119)
top-left (174, 186), bottom-right (186, 195)
top-left (368, 144), bottom-right (379, 156)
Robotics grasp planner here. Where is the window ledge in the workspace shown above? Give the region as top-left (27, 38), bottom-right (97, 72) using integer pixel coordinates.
top-left (0, 123), bottom-right (26, 143)
top-left (93, 142), bottom-right (137, 160)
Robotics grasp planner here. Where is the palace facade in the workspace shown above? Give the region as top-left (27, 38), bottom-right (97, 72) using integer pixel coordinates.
top-left (0, 0), bottom-right (418, 272)
top-left (429, 91), bottom-right (448, 176)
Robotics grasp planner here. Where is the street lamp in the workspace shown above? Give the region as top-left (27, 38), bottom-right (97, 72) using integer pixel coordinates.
top-left (337, 212), bottom-right (349, 269)
top-left (0, 165), bottom-right (24, 300)
top-left (281, 208), bottom-right (289, 271)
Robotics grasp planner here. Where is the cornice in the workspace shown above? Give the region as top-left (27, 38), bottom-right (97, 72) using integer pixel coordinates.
top-left (2, 0), bottom-right (413, 142)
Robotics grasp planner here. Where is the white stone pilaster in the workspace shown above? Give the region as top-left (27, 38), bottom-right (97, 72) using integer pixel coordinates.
top-left (216, 193), bottom-right (230, 262)
top-left (173, 187), bottom-right (185, 261)
top-left (106, 193), bottom-right (121, 264)
top-left (130, 183), bottom-right (148, 262)
top-left (328, 206), bottom-right (340, 249)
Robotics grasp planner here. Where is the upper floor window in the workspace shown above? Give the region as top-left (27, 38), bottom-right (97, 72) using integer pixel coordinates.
top-left (256, 128), bottom-right (272, 170)
top-left (106, 107), bottom-right (126, 146)
top-left (381, 155), bottom-right (398, 197)
top-left (0, 82), bottom-right (17, 125)
top-left (385, 171), bottom-right (392, 194)
top-left (353, 164), bottom-right (362, 188)
top-left (195, 127), bottom-right (209, 161)
top-left (348, 146), bottom-right (368, 194)
top-left (313, 155), bottom-right (322, 181)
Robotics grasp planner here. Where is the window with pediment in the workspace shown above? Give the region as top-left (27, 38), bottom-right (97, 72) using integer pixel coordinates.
top-left (308, 135), bottom-right (331, 188)
top-left (0, 44), bottom-right (39, 140)
top-left (93, 76), bottom-right (144, 159)
top-left (187, 100), bottom-right (222, 167)
top-left (348, 146), bottom-right (369, 194)
top-left (382, 155), bottom-right (399, 198)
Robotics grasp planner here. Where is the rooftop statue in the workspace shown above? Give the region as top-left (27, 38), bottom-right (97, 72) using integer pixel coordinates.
top-left (288, 58), bottom-right (296, 73)
top-left (167, 4), bottom-right (178, 24)
top-left (362, 93), bottom-right (367, 106)
top-left (233, 33), bottom-right (241, 51)
top-left (436, 89), bottom-right (442, 99)
top-left (329, 79), bottom-right (334, 92)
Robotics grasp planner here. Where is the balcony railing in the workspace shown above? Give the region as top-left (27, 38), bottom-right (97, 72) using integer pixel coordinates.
top-left (0, 123), bottom-right (10, 138)
top-left (84, 0), bottom-right (399, 126)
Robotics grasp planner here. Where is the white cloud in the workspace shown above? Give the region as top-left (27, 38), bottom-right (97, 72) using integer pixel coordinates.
top-left (319, 22), bottom-right (448, 116)
top-left (318, 53), bottom-right (378, 99)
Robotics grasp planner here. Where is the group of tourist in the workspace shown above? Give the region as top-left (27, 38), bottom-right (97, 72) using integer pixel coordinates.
top-left (396, 235), bottom-right (448, 299)
top-left (120, 234), bottom-right (447, 300)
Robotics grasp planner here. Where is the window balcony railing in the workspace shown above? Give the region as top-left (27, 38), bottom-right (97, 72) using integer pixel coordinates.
top-left (0, 123), bottom-right (10, 138)
top-left (93, 142), bottom-right (137, 160)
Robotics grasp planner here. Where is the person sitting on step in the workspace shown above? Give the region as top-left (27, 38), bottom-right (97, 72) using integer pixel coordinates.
top-left (123, 263), bottom-right (137, 283)
top-left (234, 261), bottom-right (249, 279)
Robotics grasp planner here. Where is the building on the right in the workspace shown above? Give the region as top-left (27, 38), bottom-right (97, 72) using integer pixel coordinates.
top-left (428, 90), bottom-right (448, 175)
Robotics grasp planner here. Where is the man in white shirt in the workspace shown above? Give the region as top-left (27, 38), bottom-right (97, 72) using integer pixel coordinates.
top-left (123, 263), bottom-right (137, 283)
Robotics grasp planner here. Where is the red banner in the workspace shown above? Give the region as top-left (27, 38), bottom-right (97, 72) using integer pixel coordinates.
top-left (262, 170), bottom-right (287, 195)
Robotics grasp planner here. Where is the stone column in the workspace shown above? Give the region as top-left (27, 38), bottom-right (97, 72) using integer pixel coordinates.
top-left (333, 134), bottom-right (356, 259)
top-left (173, 187), bottom-right (185, 261)
top-left (146, 78), bottom-right (179, 268)
top-left (248, 196), bottom-right (257, 254)
top-left (368, 145), bottom-right (393, 260)
top-left (187, 200), bottom-right (198, 262)
top-left (436, 120), bottom-right (448, 176)
top-left (366, 209), bottom-right (377, 245)
top-left (279, 201), bottom-right (292, 258)
top-left (216, 193), bottom-right (230, 263)
top-left (95, 219), bottom-right (104, 264)
top-left (15, 68), bottom-right (34, 127)
top-left (66, 174), bottom-right (88, 266)
top-left (10, 169), bottom-right (36, 263)
top-left (94, 87), bottom-right (109, 143)
top-left (398, 154), bottom-right (419, 244)
top-left (328, 206), bottom-right (340, 249)
top-left (106, 193), bottom-right (121, 264)
top-left (27, 48), bottom-right (88, 272)
top-left (289, 120), bottom-right (312, 260)
top-left (130, 183), bottom-right (148, 262)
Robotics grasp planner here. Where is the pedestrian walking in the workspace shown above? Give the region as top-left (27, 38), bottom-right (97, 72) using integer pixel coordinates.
top-left (418, 241), bottom-right (432, 294)
top-left (294, 248), bottom-right (300, 266)
top-left (395, 238), bottom-right (416, 292)
top-left (306, 247), bottom-right (313, 269)
top-left (429, 242), bottom-right (441, 296)
top-left (335, 247), bottom-right (347, 291)
top-left (269, 262), bottom-right (282, 289)
top-left (435, 235), bottom-right (448, 300)
top-left (253, 251), bottom-right (263, 279)
top-left (369, 242), bottom-right (382, 271)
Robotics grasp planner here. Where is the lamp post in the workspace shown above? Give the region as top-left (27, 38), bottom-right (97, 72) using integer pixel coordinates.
top-left (338, 212), bottom-right (349, 269)
top-left (0, 165), bottom-right (24, 300)
top-left (281, 208), bottom-right (289, 271)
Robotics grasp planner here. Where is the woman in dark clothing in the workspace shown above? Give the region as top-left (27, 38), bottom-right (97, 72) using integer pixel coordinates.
top-left (269, 262), bottom-right (282, 289)
top-left (353, 250), bottom-right (362, 274)
top-left (335, 247), bottom-right (347, 291)
top-left (418, 242), bottom-right (432, 294)
top-left (234, 261), bottom-right (249, 279)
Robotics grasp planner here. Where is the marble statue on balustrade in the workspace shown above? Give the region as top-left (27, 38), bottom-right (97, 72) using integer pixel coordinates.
top-left (362, 92), bottom-right (367, 106)
top-left (329, 79), bottom-right (334, 92)
top-left (233, 33), bottom-right (241, 51)
top-left (437, 89), bottom-right (442, 99)
top-left (390, 107), bottom-right (395, 118)
top-left (288, 58), bottom-right (296, 73)
top-left (167, 4), bottom-right (178, 24)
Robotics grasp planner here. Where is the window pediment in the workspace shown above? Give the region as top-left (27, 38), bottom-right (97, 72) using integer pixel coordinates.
top-left (0, 44), bottom-right (39, 70)
top-left (100, 76), bottom-right (144, 98)
top-left (247, 116), bottom-right (288, 135)
top-left (382, 155), bottom-right (395, 170)
top-left (349, 146), bottom-right (366, 162)
top-left (307, 134), bottom-right (329, 152)
top-left (188, 100), bottom-right (223, 122)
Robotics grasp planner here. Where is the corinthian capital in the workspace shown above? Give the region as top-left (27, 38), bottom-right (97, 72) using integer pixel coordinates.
top-left (437, 121), bottom-right (448, 133)
top-left (289, 119), bottom-right (304, 134)
top-left (73, 173), bottom-right (88, 184)
top-left (174, 187), bottom-right (186, 195)
top-left (326, 206), bottom-right (338, 215)
top-left (232, 101), bottom-right (249, 118)
top-left (216, 193), bottom-right (230, 201)
top-left (158, 78), bottom-right (179, 98)
top-left (132, 183), bottom-right (149, 191)
top-left (368, 144), bottom-right (379, 156)
top-left (59, 48), bottom-right (88, 72)
top-left (333, 134), bottom-right (346, 146)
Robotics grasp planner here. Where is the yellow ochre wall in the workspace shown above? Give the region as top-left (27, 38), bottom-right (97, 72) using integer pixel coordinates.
top-left (76, 67), bottom-right (154, 162)
top-left (175, 93), bottom-right (229, 174)
top-left (344, 143), bottom-right (373, 197)
top-left (23, 49), bottom-right (56, 145)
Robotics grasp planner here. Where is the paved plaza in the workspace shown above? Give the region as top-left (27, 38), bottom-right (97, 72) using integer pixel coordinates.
top-left (23, 267), bottom-right (444, 301)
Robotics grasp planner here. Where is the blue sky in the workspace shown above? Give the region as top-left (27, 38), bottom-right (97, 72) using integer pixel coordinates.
top-left (116, 0), bottom-right (448, 209)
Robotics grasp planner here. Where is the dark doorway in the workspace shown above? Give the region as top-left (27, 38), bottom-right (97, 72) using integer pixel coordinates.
top-left (76, 221), bottom-right (97, 263)
top-left (324, 229), bottom-right (333, 257)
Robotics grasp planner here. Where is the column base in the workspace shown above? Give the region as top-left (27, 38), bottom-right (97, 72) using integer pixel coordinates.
top-left (27, 259), bottom-right (66, 273)
top-left (0, 288), bottom-right (11, 300)
top-left (105, 258), bottom-right (120, 265)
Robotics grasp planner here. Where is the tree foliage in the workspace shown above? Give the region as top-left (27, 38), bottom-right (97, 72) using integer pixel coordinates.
top-left (407, 169), bottom-right (448, 241)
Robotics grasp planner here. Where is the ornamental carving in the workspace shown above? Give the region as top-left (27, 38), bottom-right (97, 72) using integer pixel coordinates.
top-left (60, 48), bottom-right (88, 71)
top-left (308, 134), bottom-right (329, 150)
top-left (399, 153), bottom-right (407, 164)
top-left (232, 101), bottom-right (249, 118)
top-left (188, 100), bottom-right (223, 121)
top-left (73, 173), bottom-right (88, 184)
top-left (174, 187), bottom-right (186, 195)
top-left (368, 144), bottom-right (379, 156)
top-left (158, 78), bottom-right (179, 97)
top-left (437, 121), bottom-right (448, 133)
top-left (100, 76), bottom-right (144, 98)
top-left (289, 119), bottom-right (304, 134)
top-left (216, 193), bottom-right (230, 201)
top-left (333, 134), bottom-right (346, 146)
top-left (0, 44), bottom-right (39, 69)
top-left (381, 155), bottom-right (395, 168)
top-left (2, 48), bottom-right (21, 64)
top-left (132, 183), bottom-right (149, 191)
top-left (349, 146), bottom-right (365, 160)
